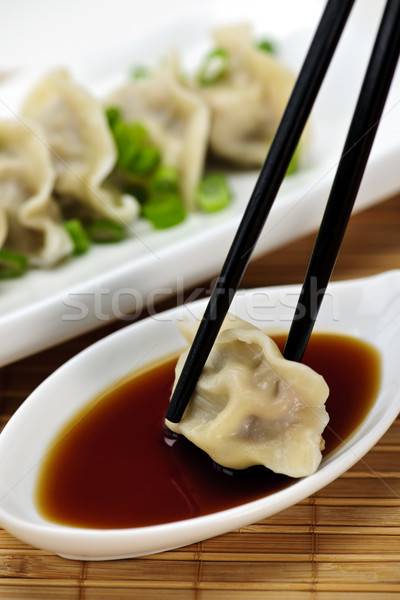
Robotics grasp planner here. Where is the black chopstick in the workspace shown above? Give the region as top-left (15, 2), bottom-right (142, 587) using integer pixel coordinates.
top-left (165, 0), bottom-right (355, 423)
top-left (283, 0), bottom-right (400, 363)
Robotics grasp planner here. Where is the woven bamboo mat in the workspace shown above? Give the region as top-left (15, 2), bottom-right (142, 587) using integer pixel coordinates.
top-left (1, 196), bottom-right (400, 599)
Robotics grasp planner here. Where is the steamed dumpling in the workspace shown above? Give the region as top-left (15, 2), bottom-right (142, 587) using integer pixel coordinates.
top-left (22, 69), bottom-right (139, 224)
top-left (166, 315), bottom-right (329, 478)
top-left (196, 24), bottom-right (296, 166)
top-left (0, 120), bottom-right (73, 266)
top-left (107, 57), bottom-right (210, 210)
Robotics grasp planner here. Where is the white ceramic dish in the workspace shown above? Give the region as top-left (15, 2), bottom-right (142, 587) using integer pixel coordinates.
top-left (0, 0), bottom-right (399, 366)
top-left (0, 270), bottom-right (399, 560)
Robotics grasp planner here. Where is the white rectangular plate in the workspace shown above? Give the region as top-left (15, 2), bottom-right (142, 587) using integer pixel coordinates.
top-left (0, 0), bottom-right (398, 366)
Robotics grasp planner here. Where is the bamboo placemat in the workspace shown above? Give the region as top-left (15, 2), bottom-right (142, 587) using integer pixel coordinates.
top-left (1, 195), bottom-right (400, 599)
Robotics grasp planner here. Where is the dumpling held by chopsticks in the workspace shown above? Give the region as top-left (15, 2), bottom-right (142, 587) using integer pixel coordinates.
top-left (166, 315), bottom-right (329, 478)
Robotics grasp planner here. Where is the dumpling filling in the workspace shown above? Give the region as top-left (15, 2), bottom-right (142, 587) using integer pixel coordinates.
top-left (166, 315), bottom-right (329, 478)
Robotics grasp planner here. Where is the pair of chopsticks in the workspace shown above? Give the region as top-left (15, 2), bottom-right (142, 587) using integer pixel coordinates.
top-left (166, 0), bottom-right (400, 423)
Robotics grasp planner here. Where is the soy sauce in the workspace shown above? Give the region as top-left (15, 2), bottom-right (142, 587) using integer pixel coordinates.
top-left (36, 332), bottom-right (381, 529)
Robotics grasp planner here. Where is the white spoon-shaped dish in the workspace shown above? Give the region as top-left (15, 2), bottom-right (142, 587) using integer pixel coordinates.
top-left (0, 270), bottom-right (399, 560)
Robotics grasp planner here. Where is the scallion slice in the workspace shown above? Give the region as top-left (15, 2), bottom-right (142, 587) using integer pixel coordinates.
top-left (197, 47), bottom-right (229, 85)
top-left (131, 145), bottom-right (161, 176)
top-left (142, 193), bottom-right (185, 229)
top-left (149, 165), bottom-right (180, 195)
top-left (257, 39), bottom-right (276, 54)
top-left (112, 120), bottom-right (146, 169)
top-left (105, 106), bottom-right (121, 129)
top-left (112, 120), bottom-right (160, 176)
top-left (64, 219), bottom-right (90, 255)
top-left (0, 249), bottom-right (28, 279)
top-left (286, 143), bottom-right (301, 176)
top-left (196, 173), bottom-right (232, 212)
top-left (87, 219), bottom-right (126, 243)
top-left (131, 65), bottom-right (150, 79)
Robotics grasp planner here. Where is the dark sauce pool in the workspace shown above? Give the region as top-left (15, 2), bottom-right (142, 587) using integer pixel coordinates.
top-left (36, 332), bottom-right (381, 529)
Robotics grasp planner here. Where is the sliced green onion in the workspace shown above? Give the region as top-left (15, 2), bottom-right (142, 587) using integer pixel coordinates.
top-left (130, 145), bottom-right (161, 176)
top-left (197, 47), bottom-right (230, 85)
top-left (131, 65), bottom-right (150, 79)
top-left (112, 120), bottom-right (160, 176)
top-left (148, 165), bottom-right (180, 195)
top-left (112, 120), bottom-right (146, 168)
top-left (142, 193), bottom-right (185, 229)
top-left (87, 219), bottom-right (126, 243)
top-left (64, 219), bottom-right (90, 255)
top-left (105, 106), bottom-right (122, 129)
top-left (0, 249), bottom-right (28, 279)
top-left (196, 173), bottom-right (232, 213)
top-left (286, 143), bottom-right (301, 176)
top-left (257, 38), bottom-right (276, 54)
